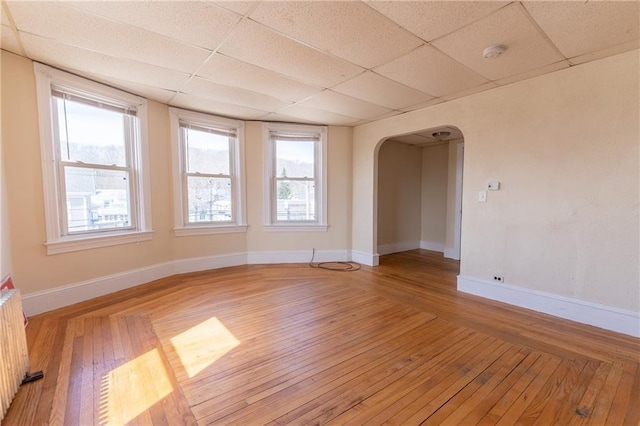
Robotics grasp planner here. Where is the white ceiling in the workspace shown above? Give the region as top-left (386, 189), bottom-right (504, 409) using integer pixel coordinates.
top-left (1, 1), bottom-right (638, 127)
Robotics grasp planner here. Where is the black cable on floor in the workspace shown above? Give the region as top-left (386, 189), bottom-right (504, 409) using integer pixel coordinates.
top-left (309, 248), bottom-right (361, 272)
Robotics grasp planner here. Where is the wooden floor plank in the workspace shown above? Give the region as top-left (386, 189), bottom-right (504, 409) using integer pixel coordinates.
top-left (4, 250), bottom-right (638, 425)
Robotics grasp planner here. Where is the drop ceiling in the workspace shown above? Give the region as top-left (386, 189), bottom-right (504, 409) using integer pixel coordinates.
top-left (1, 1), bottom-right (638, 126)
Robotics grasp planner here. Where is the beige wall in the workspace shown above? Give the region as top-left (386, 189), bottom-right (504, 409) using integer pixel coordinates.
top-left (353, 49), bottom-right (640, 312)
top-left (420, 143), bottom-right (448, 250)
top-left (0, 53), bottom-right (10, 278)
top-left (377, 140), bottom-right (422, 249)
top-left (1, 51), bottom-right (353, 297)
top-left (0, 170), bottom-right (10, 280)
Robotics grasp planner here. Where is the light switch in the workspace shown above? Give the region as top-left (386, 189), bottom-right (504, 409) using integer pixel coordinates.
top-left (488, 182), bottom-right (500, 190)
top-left (478, 191), bottom-right (487, 202)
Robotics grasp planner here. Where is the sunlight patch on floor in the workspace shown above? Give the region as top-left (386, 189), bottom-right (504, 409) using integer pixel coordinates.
top-left (100, 348), bottom-right (173, 425)
top-left (170, 317), bottom-right (240, 378)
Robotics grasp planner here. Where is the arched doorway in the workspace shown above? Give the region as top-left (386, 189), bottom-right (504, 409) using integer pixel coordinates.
top-left (375, 126), bottom-right (464, 260)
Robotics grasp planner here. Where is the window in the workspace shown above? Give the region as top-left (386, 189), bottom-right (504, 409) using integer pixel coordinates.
top-left (34, 63), bottom-right (152, 255)
top-left (169, 108), bottom-right (246, 235)
top-left (263, 123), bottom-right (327, 231)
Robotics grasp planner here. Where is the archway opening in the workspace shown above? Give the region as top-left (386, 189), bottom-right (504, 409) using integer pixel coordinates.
top-left (375, 125), bottom-right (464, 263)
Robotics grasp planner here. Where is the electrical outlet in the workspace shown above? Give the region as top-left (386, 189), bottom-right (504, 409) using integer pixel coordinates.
top-left (493, 276), bottom-right (504, 283)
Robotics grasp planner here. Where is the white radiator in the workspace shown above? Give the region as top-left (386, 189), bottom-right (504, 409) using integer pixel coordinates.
top-left (0, 289), bottom-right (29, 422)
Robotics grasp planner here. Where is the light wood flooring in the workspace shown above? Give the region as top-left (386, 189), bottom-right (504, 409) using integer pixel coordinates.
top-left (5, 250), bottom-right (640, 425)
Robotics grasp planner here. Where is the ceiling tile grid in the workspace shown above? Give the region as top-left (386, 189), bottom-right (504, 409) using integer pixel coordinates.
top-left (1, 0), bottom-right (639, 126)
top-left (523, 1), bottom-right (640, 59)
top-left (68, 1), bottom-right (243, 52)
top-left (196, 53), bottom-right (324, 103)
top-left (374, 44), bottom-right (490, 97)
top-left (248, 0), bottom-right (424, 69)
top-left (430, 3), bottom-right (565, 81)
top-left (296, 90), bottom-right (394, 120)
top-left (182, 76), bottom-right (293, 112)
top-left (365, 1), bottom-right (509, 43)
top-left (217, 18), bottom-right (365, 88)
top-left (332, 71), bottom-right (434, 111)
top-left (8, 2), bottom-right (211, 74)
top-left (19, 32), bottom-right (192, 92)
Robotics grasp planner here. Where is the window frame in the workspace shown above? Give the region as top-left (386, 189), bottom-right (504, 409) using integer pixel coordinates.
top-left (263, 122), bottom-right (328, 231)
top-left (34, 63), bottom-right (153, 255)
top-left (169, 107), bottom-right (247, 236)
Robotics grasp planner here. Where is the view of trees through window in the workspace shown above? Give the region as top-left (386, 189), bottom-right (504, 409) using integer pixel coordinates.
top-left (275, 139), bottom-right (316, 221)
top-left (55, 97), bottom-right (133, 233)
top-left (183, 127), bottom-right (233, 223)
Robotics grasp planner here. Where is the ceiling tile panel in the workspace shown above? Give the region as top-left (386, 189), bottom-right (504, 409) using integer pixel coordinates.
top-left (213, 1), bottom-right (256, 16)
top-left (524, 1), bottom-right (640, 59)
top-left (170, 93), bottom-right (268, 120)
top-left (366, 1), bottom-right (507, 42)
top-left (197, 53), bottom-right (323, 102)
top-left (431, 3), bottom-right (564, 81)
top-left (258, 112), bottom-right (317, 125)
top-left (298, 90), bottom-right (393, 120)
top-left (20, 32), bottom-right (191, 91)
top-left (1, 25), bottom-right (22, 55)
top-left (218, 19), bottom-right (365, 88)
top-left (69, 1), bottom-right (241, 51)
top-left (277, 104), bottom-right (360, 126)
top-left (399, 98), bottom-right (446, 112)
top-left (82, 74), bottom-right (177, 104)
top-left (7, 1), bottom-right (210, 74)
top-left (182, 76), bottom-right (292, 111)
top-left (249, 1), bottom-right (423, 68)
top-left (494, 60), bottom-right (570, 87)
top-left (3, 1), bottom-right (638, 127)
top-left (332, 71), bottom-right (433, 110)
top-left (375, 45), bottom-right (489, 97)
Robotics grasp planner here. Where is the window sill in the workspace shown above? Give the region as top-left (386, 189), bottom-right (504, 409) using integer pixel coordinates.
top-left (263, 224), bottom-right (328, 232)
top-left (174, 225), bottom-right (248, 237)
top-left (45, 230), bottom-right (154, 255)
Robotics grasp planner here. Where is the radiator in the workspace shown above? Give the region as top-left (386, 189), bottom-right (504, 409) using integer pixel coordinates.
top-left (0, 289), bottom-right (29, 422)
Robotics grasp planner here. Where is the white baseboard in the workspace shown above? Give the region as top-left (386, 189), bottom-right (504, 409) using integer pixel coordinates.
top-left (247, 249), bottom-right (349, 265)
top-left (458, 275), bottom-right (640, 338)
top-left (22, 250), bottom-right (352, 316)
top-left (420, 240), bottom-right (445, 252)
top-left (173, 252), bottom-right (247, 274)
top-left (22, 261), bottom-right (174, 317)
top-left (351, 250), bottom-right (379, 266)
top-left (377, 241), bottom-right (420, 256)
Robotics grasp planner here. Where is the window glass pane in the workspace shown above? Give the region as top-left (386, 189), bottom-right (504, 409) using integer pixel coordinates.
top-left (276, 140), bottom-right (314, 178)
top-left (276, 180), bottom-right (315, 221)
top-left (56, 97), bottom-right (127, 166)
top-left (64, 167), bottom-right (131, 233)
top-left (186, 176), bottom-right (232, 223)
top-left (185, 128), bottom-right (230, 175)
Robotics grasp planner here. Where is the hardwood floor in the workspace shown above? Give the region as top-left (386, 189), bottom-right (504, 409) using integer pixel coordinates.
top-left (5, 250), bottom-right (640, 425)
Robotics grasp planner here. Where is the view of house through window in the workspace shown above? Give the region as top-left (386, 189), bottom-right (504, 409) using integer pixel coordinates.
top-left (53, 93), bottom-right (135, 234)
top-left (182, 125), bottom-right (233, 223)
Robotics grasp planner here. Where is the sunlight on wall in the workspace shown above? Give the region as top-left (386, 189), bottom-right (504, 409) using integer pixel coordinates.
top-left (100, 348), bottom-right (173, 425)
top-left (170, 317), bottom-right (240, 378)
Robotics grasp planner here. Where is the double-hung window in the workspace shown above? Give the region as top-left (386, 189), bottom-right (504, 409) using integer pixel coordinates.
top-left (34, 63), bottom-right (152, 255)
top-left (263, 123), bottom-right (327, 231)
top-left (169, 108), bottom-right (246, 235)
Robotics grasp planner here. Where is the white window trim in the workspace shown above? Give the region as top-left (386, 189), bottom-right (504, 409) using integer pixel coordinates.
top-left (34, 63), bottom-right (153, 255)
top-left (169, 107), bottom-right (247, 236)
top-left (263, 122), bottom-right (328, 231)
